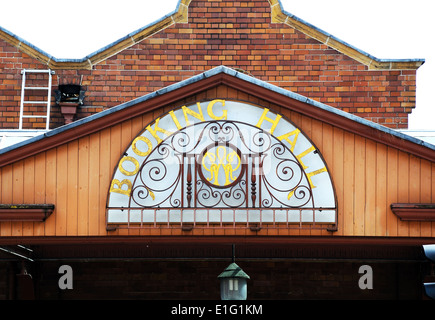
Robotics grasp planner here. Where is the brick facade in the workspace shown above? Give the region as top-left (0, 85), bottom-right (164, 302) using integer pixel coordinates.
top-left (0, 0), bottom-right (420, 130)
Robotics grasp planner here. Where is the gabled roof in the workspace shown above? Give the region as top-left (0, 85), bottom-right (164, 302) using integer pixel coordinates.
top-left (0, 1), bottom-right (189, 70)
top-left (270, 0), bottom-right (425, 70)
top-left (0, 0), bottom-right (424, 70)
top-left (0, 65), bottom-right (433, 167)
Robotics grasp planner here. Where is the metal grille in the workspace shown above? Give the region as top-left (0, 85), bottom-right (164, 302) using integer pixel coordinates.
top-left (129, 122), bottom-right (317, 209)
top-left (107, 119), bottom-right (337, 231)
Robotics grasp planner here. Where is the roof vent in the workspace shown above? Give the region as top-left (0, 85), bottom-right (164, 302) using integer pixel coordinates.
top-left (55, 75), bottom-right (86, 125)
top-left (55, 84), bottom-right (85, 104)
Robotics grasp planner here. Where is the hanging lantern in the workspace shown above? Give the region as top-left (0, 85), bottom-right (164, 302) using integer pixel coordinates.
top-left (218, 262), bottom-right (250, 300)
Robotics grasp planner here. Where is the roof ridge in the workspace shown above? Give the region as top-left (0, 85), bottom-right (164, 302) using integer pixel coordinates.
top-left (0, 0), bottom-right (190, 70)
top-left (269, 0), bottom-right (424, 70)
top-left (0, 0), bottom-right (424, 70)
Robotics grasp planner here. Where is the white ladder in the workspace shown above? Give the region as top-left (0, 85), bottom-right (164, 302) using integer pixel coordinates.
top-left (19, 69), bottom-right (55, 130)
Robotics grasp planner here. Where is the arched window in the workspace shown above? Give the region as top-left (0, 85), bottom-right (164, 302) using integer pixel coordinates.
top-left (107, 100), bottom-right (336, 230)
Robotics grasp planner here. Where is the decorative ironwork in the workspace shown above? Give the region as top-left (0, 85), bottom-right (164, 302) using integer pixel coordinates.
top-left (106, 100), bottom-right (337, 230)
top-left (128, 121), bottom-right (314, 210)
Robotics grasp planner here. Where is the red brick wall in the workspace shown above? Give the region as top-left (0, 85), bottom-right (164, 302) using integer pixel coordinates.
top-left (0, 0), bottom-right (418, 130)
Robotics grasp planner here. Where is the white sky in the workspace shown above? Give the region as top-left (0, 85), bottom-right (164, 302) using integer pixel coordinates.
top-left (0, 0), bottom-right (433, 129)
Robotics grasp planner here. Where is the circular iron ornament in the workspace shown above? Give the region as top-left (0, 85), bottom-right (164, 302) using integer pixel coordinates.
top-left (197, 143), bottom-right (246, 189)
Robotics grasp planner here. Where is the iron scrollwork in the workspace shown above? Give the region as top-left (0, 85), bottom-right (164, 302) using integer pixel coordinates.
top-left (128, 120), bottom-right (314, 210)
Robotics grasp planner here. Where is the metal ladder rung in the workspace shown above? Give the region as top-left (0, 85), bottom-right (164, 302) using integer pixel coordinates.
top-left (22, 115), bottom-right (48, 118)
top-left (24, 87), bottom-right (50, 90)
top-left (21, 69), bottom-right (54, 74)
top-left (22, 101), bottom-right (49, 104)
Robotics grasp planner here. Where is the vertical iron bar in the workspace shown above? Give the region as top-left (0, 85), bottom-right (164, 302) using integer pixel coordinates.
top-left (251, 155), bottom-right (256, 208)
top-left (186, 155), bottom-right (192, 208)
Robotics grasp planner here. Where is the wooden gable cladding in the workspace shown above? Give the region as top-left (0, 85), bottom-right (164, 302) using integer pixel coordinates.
top-left (0, 69), bottom-right (434, 242)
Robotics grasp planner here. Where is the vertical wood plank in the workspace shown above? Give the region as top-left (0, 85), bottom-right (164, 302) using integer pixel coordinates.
top-left (11, 162), bottom-right (24, 236)
top-left (89, 132), bottom-right (101, 235)
top-left (386, 147), bottom-right (398, 237)
top-left (319, 122), bottom-right (333, 236)
top-left (33, 153), bottom-right (46, 236)
top-left (34, 152), bottom-right (46, 203)
top-left (0, 165), bottom-right (13, 236)
top-left (99, 128), bottom-right (112, 235)
top-left (397, 151), bottom-right (409, 236)
top-left (343, 132), bottom-right (355, 236)
top-left (289, 110), bottom-right (302, 130)
top-left (332, 127), bottom-right (344, 236)
top-left (109, 124), bottom-right (122, 235)
top-left (353, 136), bottom-right (365, 235)
top-left (375, 143), bottom-right (387, 236)
top-left (23, 157), bottom-right (35, 203)
top-left (365, 139), bottom-right (376, 235)
top-left (23, 157), bottom-right (35, 236)
top-left (44, 148), bottom-right (57, 235)
top-left (409, 155), bottom-right (421, 237)
top-left (310, 119), bottom-right (324, 236)
top-left (67, 141), bottom-right (78, 235)
top-left (227, 86), bottom-right (238, 101)
top-left (12, 162), bottom-right (24, 203)
top-left (216, 84), bottom-right (227, 99)
top-left (56, 145), bottom-right (68, 235)
top-left (78, 136), bottom-right (90, 235)
top-left (420, 159), bottom-right (432, 237)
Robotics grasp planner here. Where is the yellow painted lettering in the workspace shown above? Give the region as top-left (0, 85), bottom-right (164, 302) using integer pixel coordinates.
top-left (169, 110), bottom-right (182, 130)
top-left (182, 103), bottom-right (205, 126)
top-left (118, 156), bottom-right (140, 176)
top-left (109, 179), bottom-right (132, 196)
top-left (277, 128), bottom-right (300, 152)
top-left (306, 167), bottom-right (328, 188)
top-left (132, 136), bottom-right (153, 157)
top-left (207, 99), bottom-right (227, 120)
top-left (146, 118), bottom-right (173, 143)
top-left (255, 108), bottom-right (282, 134)
top-left (277, 129), bottom-right (317, 169)
top-left (296, 145), bottom-right (315, 170)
